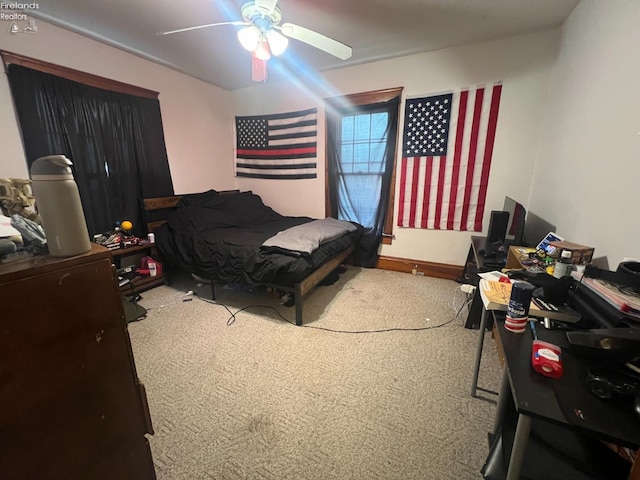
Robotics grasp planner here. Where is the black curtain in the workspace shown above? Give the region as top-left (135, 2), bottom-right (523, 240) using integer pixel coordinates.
top-left (326, 97), bottom-right (399, 267)
top-left (7, 64), bottom-right (174, 237)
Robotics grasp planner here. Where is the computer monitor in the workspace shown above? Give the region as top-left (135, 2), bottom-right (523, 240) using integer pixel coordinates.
top-left (503, 196), bottom-right (526, 247)
top-left (522, 211), bottom-right (557, 248)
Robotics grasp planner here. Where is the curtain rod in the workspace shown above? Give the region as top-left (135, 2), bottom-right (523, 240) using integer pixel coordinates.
top-left (1, 50), bottom-right (159, 100)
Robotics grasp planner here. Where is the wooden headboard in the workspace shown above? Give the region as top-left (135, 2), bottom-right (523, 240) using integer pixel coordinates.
top-left (143, 190), bottom-right (240, 232)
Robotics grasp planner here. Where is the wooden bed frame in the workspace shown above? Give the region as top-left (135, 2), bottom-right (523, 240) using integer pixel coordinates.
top-left (143, 192), bottom-right (354, 326)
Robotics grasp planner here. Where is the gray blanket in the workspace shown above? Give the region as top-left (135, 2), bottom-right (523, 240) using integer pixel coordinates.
top-left (261, 217), bottom-right (357, 255)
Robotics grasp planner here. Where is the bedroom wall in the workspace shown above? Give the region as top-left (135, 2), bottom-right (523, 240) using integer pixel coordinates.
top-left (232, 29), bottom-right (560, 266)
top-left (10, 14), bottom-right (632, 272)
top-left (527, 0), bottom-right (640, 270)
top-left (0, 19), bottom-right (235, 195)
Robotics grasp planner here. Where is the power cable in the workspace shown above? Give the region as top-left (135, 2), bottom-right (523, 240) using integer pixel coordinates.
top-left (194, 290), bottom-right (474, 334)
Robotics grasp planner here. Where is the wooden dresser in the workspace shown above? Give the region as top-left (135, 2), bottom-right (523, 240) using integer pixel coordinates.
top-left (0, 244), bottom-right (155, 479)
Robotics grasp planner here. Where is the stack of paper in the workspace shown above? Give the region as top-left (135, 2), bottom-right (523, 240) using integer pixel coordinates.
top-left (579, 276), bottom-right (640, 320)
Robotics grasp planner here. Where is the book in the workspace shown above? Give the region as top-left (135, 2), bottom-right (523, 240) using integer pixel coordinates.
top-left (479, 279), bottom-right (582, 324)
top-left (579, 276), bottom-right (640, 319)
top-left (479, 280), bottom-right (513, 310)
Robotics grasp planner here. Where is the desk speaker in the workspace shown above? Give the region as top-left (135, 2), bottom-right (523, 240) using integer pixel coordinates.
top-left (487, 210), bottom-right (509, 244)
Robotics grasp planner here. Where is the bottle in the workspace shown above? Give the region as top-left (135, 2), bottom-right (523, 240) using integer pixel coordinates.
top-left (30, 155), bottom-right (91, 257)
top-left (553, 250), bottom-right (573, 279)
top-left (506, 280), bottom-right (535, 333)
top-left (148, 260), bottom-right (157, 277)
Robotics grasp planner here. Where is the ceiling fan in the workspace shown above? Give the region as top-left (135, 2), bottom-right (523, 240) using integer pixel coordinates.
top-left (159, 0), bottom-right (353, 83)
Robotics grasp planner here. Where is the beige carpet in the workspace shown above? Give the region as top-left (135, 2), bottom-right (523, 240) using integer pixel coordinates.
top-left (128, 267), bottom-right (502, 480)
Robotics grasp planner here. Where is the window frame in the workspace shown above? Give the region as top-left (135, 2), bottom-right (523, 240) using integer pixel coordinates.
top-left (324, 87), bottom-right (403, 244)
top-left (1, 50), bottom-right (159, 99)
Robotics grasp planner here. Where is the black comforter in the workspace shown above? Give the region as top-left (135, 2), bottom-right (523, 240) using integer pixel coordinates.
top-left (154, 190), bottom-right (360, 286)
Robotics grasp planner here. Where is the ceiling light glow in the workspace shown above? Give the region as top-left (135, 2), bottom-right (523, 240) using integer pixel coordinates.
top-left (266, 29), bottom-right (288, 56)
top-left (254, 37), bottom-right (271, 60)
top-left (237, 26), bottom-right (260, 52)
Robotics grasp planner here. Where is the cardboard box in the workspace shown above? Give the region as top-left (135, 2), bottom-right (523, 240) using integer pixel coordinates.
top-left (548, 241), bottom-right (594, 264)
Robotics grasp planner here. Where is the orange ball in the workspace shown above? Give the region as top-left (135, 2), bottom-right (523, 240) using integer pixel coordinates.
top-left (121, 220), bottom-right (133, 231)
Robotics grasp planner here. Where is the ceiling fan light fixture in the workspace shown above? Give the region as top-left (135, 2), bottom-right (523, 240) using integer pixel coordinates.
top-left (237, 25), bottom-right (260, 52)
top-left (266, 29), bottom-right (288, 56)
top-left (163, 1), bottom-right (352, 83)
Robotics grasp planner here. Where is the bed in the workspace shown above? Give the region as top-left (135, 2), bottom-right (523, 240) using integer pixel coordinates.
top-left (144, 189), bottom-right (361, 325)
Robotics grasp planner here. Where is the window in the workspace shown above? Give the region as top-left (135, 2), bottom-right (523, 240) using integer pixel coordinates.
top-left (337, 110), bottom-right (390, 227)
top-left (3, 51), bottom-right (174, 237)
top-left (325, 87), bottom-right (402, 266)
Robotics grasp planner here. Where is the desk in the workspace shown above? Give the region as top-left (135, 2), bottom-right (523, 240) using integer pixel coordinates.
top-left (489, 313), bottom-right (640, 480)
top-left (460, 236), bottom-right (507, 284)
top-left (463, 236), bottom-right (509, 329)
top-left (470, 279), bottom-right (503, 397)
top-left (505, 245), bottom-right (534, 270)
top-left (471, 278), bottom-right (582, 396)
top-left (465, 243), bottom-right (530, 329)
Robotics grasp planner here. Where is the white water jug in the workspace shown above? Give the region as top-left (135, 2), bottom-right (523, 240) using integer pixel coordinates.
top-left (30, 155), bottom-right (91, 257)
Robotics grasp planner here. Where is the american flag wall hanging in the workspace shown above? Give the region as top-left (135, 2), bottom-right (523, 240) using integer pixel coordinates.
top-left (235, 107), bottom-right (317, 179)
top-left (397, 84), bottom-right (502, 231)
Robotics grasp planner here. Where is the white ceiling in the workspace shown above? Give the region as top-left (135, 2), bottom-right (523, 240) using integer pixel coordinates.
top-left (31, 0), bottom-right (579, 91)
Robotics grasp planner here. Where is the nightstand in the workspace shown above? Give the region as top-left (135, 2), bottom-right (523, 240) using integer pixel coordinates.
top-left (110, 243), bottom-right (165, 294)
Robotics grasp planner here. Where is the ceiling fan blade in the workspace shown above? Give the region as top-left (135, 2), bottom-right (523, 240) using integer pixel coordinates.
top-left (255, 0), bottom-right (278, 14)
top-left (279, 23), bottom-right (352, 60)
top-left (159, 21), bottom-right (247, 36)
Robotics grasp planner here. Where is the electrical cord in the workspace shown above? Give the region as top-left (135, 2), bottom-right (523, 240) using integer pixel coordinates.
top-left (194, 289), bottom-right (474, 333)
top-left (135, 291), bottom-right (189, 310)
top-left (456, 294), bottom-right (475, 320)
top-left (568, 270), bottom-right (586, 304)
top-left (452, 285), bottom-right (474, 317)
top-left (452, 286), bottom-right (464, 313)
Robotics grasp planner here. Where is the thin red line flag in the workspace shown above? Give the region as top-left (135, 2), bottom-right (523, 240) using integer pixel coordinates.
top-left (397, 84), bottom-right (502, 231)
top-left (235, 108), bottom-right (317, 180)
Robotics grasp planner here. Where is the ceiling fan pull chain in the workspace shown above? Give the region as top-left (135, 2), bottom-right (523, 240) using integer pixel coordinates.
top-left (252, 54), bottom-right (268, 83)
